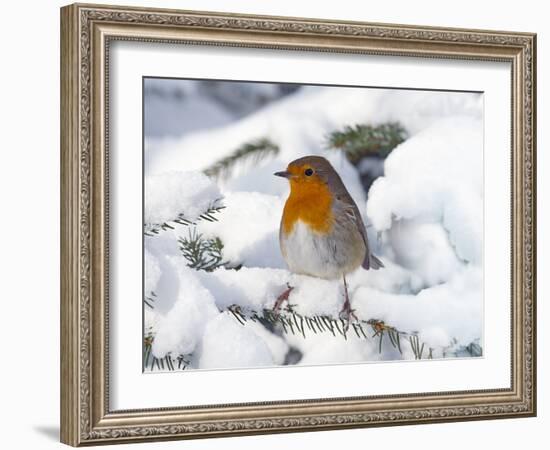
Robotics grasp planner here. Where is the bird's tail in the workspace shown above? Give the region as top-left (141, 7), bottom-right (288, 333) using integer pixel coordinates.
top-left (363, 253), bottom-right (384, 270)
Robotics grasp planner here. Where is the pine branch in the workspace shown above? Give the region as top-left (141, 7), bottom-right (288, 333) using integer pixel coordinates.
top-left (143, 333), bottom-right (192, 372)
top-left (178, 228), bottom-right (228, 272)
top-left (464, 341), bottom-right (483, 357)
top-left (203, 138), bottom-right (279, 180)
top-left (144, 291), bottom-right (157, 309)
top-left (144, 200), bottom-right (225, 237)
top-left (326, 122), bottom-right (407, 164)
top-left (225, 305), bottom-right (481, 361)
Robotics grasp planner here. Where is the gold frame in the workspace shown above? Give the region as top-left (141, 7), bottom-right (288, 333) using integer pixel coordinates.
top-left (60, 3), bottom-right (537, 446)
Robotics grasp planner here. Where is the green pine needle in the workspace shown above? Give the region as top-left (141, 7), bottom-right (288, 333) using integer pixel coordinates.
top-left (178, 228), bottom-right (227, 272)
top-left (144, 201), bottom-right (225, 237)
top-left (204, 138), bottom-right (279, 180)
top-left (143, 333), bottom-right (191, 372)
top-left (326, 122), bottom-right (407, 164)
top-left (144, 291), bottom-right (157, 309)
top-left (224, 306), bottom-right (481, 362)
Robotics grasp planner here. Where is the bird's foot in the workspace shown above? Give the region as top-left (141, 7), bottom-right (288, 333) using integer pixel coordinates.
top-left (272, 283), bottom-right (294, 313)
top-left (339, 274), bottom-right (357, 329)
top-left (339, 298), bottom-right (358, 323)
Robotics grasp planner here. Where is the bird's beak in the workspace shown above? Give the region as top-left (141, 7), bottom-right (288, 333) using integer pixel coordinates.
top-left (274, 170), bottom-right (291, 179)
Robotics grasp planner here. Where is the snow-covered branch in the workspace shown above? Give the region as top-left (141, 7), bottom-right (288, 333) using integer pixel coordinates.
top-left (203, 138), bottom-right (279, 180)
top-left (225, 304), bottom-right (483, 361)
top-left (144, 171), bottom-right (225, 236)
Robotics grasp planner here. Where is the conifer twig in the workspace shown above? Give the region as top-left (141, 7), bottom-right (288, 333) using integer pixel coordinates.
top-left (223, 306), bottom-right (482, 362)
top-left (204, 138), bottom-right (279, 180)
top-left (144, 201), bottom-right (225, 237)
top-left (178, 228), bottom-right (227, 272)
top-left (326, 122), bottom-right (407, 164)
top-left (143, 333), bottom-right (192, 372)
top-left (144, 291), bottom-right (157, 309)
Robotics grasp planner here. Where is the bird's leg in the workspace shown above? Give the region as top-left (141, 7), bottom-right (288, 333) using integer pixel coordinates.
top-left (273, 283), bottom-right (294, 312)
top-left (339, 274), bottom-right (358, 323)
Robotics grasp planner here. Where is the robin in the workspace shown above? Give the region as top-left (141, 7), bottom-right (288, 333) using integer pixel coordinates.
top-left (274, 155), bottom-right (383, 321)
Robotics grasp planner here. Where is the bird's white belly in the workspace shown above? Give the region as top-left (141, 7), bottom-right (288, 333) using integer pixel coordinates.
top-left (281, 220), bottom-right (359, 280)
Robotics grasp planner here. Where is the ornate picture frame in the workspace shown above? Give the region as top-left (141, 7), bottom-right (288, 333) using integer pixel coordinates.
top-left (60, 3), bottom-right (536, 446)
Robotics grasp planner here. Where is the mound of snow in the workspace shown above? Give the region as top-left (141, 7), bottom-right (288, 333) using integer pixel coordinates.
top-left (198, 313), bottom-right (288, 369)
top-left (196, 191), bottom-right (285, 268)
top-left (145, 86), bottom-right (481, 177)
top-left (144, 171), bottom-right (221, 224)
top-left (151, 262), bottom-right (219, 358)
top-left (367, 116), bottom-right (483, 272)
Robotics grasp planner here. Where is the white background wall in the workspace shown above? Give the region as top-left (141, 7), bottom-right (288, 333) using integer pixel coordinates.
top-left (0, 0), bottom-right (545, 448)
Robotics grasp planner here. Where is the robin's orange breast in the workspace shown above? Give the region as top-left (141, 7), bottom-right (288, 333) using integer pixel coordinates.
top-left (281, 178), bottom-right (334, 235)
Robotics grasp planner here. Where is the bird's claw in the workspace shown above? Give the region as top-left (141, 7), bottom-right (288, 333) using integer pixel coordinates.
top-left (272, 284), bottom-right (294, 313)
top-left (339, 307), bottom-right (358, 323)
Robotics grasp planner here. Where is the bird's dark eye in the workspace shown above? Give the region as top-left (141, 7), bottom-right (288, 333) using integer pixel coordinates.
top-left (304, 168), bottom-right (314, 176)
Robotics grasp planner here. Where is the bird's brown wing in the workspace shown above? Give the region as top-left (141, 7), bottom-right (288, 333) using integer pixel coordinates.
top-left (346, 200), bottom-right (383, 270)
top-left (319, 160), bottom-right (383, 270)
top-left (339, 191), bottom-right (384, 270)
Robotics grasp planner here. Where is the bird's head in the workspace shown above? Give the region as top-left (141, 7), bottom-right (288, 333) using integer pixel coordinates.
top-left (275, 156), bottom-right (339, 233)
top-left (274, 156), bottom-right (334, 192)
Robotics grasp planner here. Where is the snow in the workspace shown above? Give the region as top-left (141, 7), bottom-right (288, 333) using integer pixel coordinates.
top-left (367, 116), bottom-right (483, 265)
top-left (144, 171), bottom-right (221, 224)
top-left (143, 81), bottom-right (484, 372)
top-left (197, 313), bottom-right (288, 369)
top-left (144, 78), bottom-right (298, 138)
top-left (144, 248), bottom-right (161, 294)
top-left (196, 191), bottom-right (286, 269)
top-left (145, 86), bottom-right (481, 177)
top-left (151, 262), bottom-right (219, 358)
top-left (197, 267), bottom-right (290, 311)
top-left (352, 265), bottom-right (483, 349)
